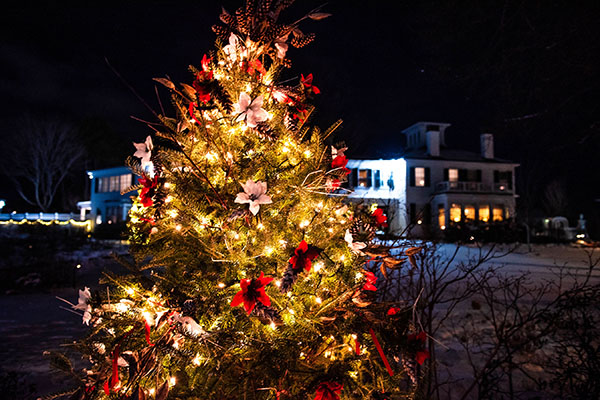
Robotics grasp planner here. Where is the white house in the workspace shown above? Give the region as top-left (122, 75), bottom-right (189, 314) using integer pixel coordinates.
top-left (346, 122), bottom-right (519, 236)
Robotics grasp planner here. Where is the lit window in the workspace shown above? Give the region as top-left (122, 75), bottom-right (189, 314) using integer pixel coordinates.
top-left (448, 168), bottom-right (459, 182)
top-left (438, 205), bottom-right (445, 229)
top-left (119, 174), bottom-right (132, 192)
top-left (358, 169), bottom-right (371, 187)
top-left (493, 206), bottom-right (504, 222)
top-left (415, 167), bottom-right (426, 187)
top-left (109, 176), bottom-right (119, 191)
top-left (464, 205), bottom-right (475, 221)
top-left (97, 174), bottom-right (133, 193)
top-left (479, 206), bottom-right (490, 222)
top-left (450, 203), bottom-right (461, 223)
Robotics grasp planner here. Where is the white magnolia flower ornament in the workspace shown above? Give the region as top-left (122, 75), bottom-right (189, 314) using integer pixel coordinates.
top-left (234, 179), bottom-right (272, 215)
top-left (345, 229), bottom-right (366, 255)
top-left (223, 33), bottom-right (247, 62)
top-left (73, 287), bottom-right (92, 325)
top-left (133, 135), bottom-right (154, 171)
top-left (233, 93), bottom-right (268, 128)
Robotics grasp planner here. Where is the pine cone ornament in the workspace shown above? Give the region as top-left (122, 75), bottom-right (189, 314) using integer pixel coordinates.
top-left (252, 301), bottom-right (282, 325)
top-left (400, 355), bottom-right (418, 386)
top-left (182, 299), bottom-right (197, 316)
top-left (280, 262), bottom-right (299, 292)
top-left (254, 122), bottom-right (279, 141)
top-left (350, 217), bottom-right (376, 244)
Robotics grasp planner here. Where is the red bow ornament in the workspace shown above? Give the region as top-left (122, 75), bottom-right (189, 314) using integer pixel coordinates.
top-left (289, 240), bottom-right (321, 272)
top-left (230, 272), bottom-right (273, 315)
top-left (314, 381), bottom-right (342, 400)
top-left (301, 73), bottom-right (321, 94)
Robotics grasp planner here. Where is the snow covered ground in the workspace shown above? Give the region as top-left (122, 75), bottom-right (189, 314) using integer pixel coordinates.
top-left (436, 242), bottom-right (600, 280)
top-left (0, 243), bottom-right (597, 398)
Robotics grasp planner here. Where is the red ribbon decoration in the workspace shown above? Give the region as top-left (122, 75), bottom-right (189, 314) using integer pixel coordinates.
top-left (369, 328), bottom-right (394, 377)
top-left (355, 337), bottom-right (361, 355)
top-left (111, 344), bottom-right (120, 388)
top-left (189, 101), bottom-right (199, 124)
top-left (145, 320), bottom-right (155, 346)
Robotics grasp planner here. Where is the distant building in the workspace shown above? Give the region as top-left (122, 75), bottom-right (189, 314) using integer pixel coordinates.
top-left (346, 122), bottom-right (519, 236)
top-left (84, 167), bottom-right (137, 227)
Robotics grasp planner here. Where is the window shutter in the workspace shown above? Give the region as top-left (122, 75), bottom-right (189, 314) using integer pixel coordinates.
top-left (459, 169), bottom-right (467, 181)
top-left (476, 169), bottom-right (482, 182)
top-left (409, 167), bottom-right (415, 187)
top-left (424, 167), bottom-right (431, 187)
top-left (443, 168), bottom-right (449, 181)
top-left (494, 170), bottom-right (499, 183)
top-left (366, 169), bottom-right (372, 187)
top-left (374, 170), bottom-right (381, 188)
top-left (409, 203), bottom-right (416, 224)
top-left (507, 171), bottom-right (513, 189)
top-left (423, 204), bottom-right (431, 225)
top-left (349, 168), bottom-right (358, 188)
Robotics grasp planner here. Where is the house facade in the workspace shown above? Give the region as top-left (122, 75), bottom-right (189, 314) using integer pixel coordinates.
top-left (346, 122), bottom-right (519, 236)
top-left (85, 167), bottom-right (137, 227)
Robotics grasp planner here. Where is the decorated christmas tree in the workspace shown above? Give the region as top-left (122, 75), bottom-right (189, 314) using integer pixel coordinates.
top-left (58, 2), bottom-right (429, 399)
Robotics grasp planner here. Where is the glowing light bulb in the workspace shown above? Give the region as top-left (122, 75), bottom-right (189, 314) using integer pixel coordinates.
top-left (217, 282), bottom-right (225, 288)
top-left (165, 196), bottom-right (173, 203)
top-left (264, 246), bottom-right (274, 256)
top-left (149, 388), bottom-right (155, 396)
top-left (313, 262), bottom-right (323, 272)
top-left (315, 297), bottom-right (322, 304)
top-left (299, 220), bottom-right (310, 229)
top-left (192, 354), bottom-right (202, 366)
top-left (233, 232), bottom-right (240, 239)
top-left (340, 254), bottom-right (345, 262)
top-left (303, 150), bottom-right (312, 158)
top-left (282, 146), bottom-right (289, 153)
top-left (288, 308), bottom-right (295, 315)
top-left (270, 321), bottom-right (277, 330)
top-left (205, 152), bottom-right (218, 162)
top-left (168, 209), bottom-right (178, 218)
top-left (125, 287), bottom-right (135, 296)
top-left (274, 280), bottom-right (281, 287)
top-left (169, 376), bottom-right (176, 386)
top-left (164, 182), bottom-right (171, 189)
top-left (257, 223), bottom-right (264, 230)
top-left (175, 224), bottom-right (182, 231)
top-left (355, 272), bottom-right (363, 280)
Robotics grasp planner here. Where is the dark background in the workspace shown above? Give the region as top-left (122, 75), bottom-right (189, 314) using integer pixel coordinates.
top-left (1, 1), bottom-right (598, 234)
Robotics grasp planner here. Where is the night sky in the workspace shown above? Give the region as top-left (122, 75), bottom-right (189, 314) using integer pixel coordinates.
top-left (1, 1), bottom-right (599, 230)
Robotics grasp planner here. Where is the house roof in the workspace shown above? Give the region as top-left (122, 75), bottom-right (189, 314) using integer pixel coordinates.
top-left (402, 147), bottom-right (517, 164)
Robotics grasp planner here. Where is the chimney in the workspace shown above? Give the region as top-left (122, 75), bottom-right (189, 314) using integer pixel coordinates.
top-left (480, 133), bottom-right (494, 159)
top-left (426, 130), bottom-right (440, 157)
